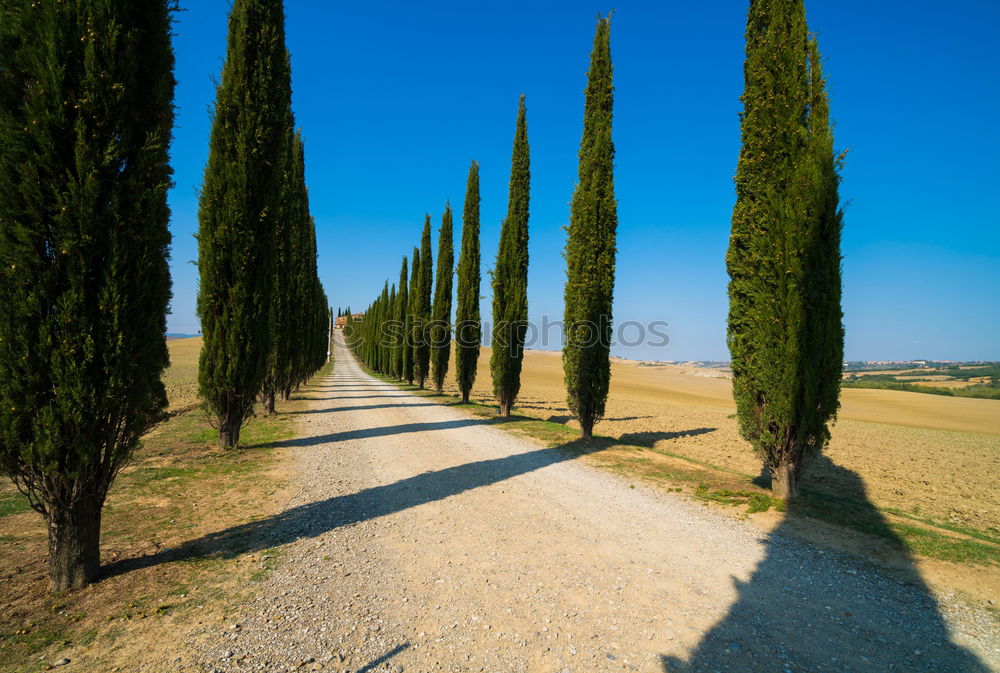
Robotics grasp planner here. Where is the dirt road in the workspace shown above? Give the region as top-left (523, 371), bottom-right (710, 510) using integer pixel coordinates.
top-left (190, 334), bottom-right (996, 672)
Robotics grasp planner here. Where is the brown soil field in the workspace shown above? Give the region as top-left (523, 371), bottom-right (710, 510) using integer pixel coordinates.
top-left (438, 346), bottom-right (1000, 537)
top-left (161, 336), bottom-right (202, 412)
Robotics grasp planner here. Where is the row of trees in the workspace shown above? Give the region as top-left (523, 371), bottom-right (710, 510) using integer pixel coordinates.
top-left (197, 0), bottom-right (329, 449)
top-left (0, 0), bottom-right (332, 592)
top-left (350, 0), bottom-right (846, 500)
top-left (348, 18), bottom-right (618, 439)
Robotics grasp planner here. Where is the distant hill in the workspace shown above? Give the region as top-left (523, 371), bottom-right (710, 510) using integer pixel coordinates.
top-left (166, 333), bottom-right (201, 339)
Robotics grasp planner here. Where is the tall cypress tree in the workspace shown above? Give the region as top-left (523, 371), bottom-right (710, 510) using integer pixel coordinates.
top-left (563, 16), bottom-right (618, 440)
top-left (404, 247), bottom-right (419, 384)
top-left (393, 256), bottom-right (409, 380)
top-left (413, 216), bottom-right (433, 388)
top-left (283, 131), bottom-right (315, 398)
top-left (455, 161), bottom-right (482, 403)
top-left (490, 96), bottom-right (530, 417)
top-left (261, 125), bottom-right (295, 415)
top-left (377, 281), bottom-right (390, 373)
top-left (0, 0), bottom-right (175, 590)
top-left (726, 0), bottom-right (844, 499)
top-left (388, 285), bottom-right (397, 373)
top-left (430, 204), bottom-right (455, 393)
top-left (197, 0), bottom-right (291, 448)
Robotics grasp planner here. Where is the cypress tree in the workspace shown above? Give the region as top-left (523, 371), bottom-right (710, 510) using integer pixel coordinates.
top-left (413, 216), bottom-right (433, 388)
top-left (404, 247), bottom-right (419, 384)
top-left (394, 257), bottom-right (409, 380)
top-left (430, 204), bottom-right (455, 393)
top-left (455, 161), bottom-right (482, 403)
top-left (726, 0), bottom-right (844, 499)
top-left (260, 125), bottom-right (295, 415)
top-left (282, 132), bottom-right (312, 398)
top-left (387, 284), bottom-right (397, 374)
top-left (197, 0), bottom-right (291, 448)
top-left (379, 281), bottom-right (390, 374)
top-left (563, 16), bottom-right (618, 440)
top-left (490, 96), bottom-right (530, 417)
top-left (0, 0), bottom-right (175, 590)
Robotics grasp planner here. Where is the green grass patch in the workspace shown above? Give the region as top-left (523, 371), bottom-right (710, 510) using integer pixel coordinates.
top-left (0, 492), bottom-right (31, 518)
top-left (795, 490), bottom-right (999, 565)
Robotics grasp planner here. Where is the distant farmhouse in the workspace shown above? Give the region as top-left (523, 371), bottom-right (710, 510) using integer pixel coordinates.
top-left (335, 313), bottom-right (365, 329)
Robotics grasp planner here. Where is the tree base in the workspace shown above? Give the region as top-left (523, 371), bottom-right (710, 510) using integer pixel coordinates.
top-left (219, 417), bottom-right (241, 450)
top-left (47, 499), bottom-right (101, 592)
top-left (771, 461), bottom-right (801, 500)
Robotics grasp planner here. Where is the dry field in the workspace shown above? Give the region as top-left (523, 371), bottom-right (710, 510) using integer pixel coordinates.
top-left (437, 345), bottom-right (1000, 538)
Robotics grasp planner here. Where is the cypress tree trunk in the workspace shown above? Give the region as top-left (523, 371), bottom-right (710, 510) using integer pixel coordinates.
top-left (726, 0), bottom-right (844, 500)
top-left (455, 161), bottom-right (482, 404)
top-left (431, 205), bottom-right (455, 393)
top-left (413, 217), bottom-right (434, 389)
top-left (563, 17), bottom-right (618, 440)
top-left (47, 495), bottom-right (103, 592)
top-left (490, 96), bottom-right (530, 417)
top-left (197, 0), bottom-right (291, 449)
top-left (404, 248), bottom-right (419, 384)
top-left (0, 0), bottom-right (175, 590)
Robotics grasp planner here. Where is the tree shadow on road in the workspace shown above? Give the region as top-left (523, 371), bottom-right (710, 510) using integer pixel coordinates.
top-left (286, 403), bottom-right (441, 415)
top-left (242, 418), bottom-right (492, 448)
top-left (660, 454), bottom-right (989, 672)
top-left (298, 394), bottom-right (412, 401)
top-left (100, 430), bottom-right (619, 580)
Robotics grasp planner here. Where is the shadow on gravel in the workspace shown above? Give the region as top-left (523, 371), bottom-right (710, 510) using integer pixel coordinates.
top-left (297, 394), bottom-right (413, 401)
top-left (357, 644), bottom-right (409, 672)
top-left (661, 456), bottom-right (989, 673)
top-left (100, 435), bottom-right (610, 580)
top-left (243, 418), bottom-right (492, 448)
top-left (287, 403), bottom-right (441, 415)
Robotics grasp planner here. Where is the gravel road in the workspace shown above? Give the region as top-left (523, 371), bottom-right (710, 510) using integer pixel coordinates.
top-left (191, 333), bottom-right (997, 673)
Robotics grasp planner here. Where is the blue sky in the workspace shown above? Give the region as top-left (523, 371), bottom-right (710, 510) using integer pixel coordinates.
top-left (166, 1), bottom-right (1000, 362)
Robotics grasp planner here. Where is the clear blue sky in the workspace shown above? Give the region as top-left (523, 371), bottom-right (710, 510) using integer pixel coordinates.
top-left (166, 0), bottom-right (1000, 362)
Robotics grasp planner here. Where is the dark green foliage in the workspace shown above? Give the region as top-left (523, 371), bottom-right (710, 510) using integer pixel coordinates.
top-left (404, 247), bottom-right (419, 383)
top-left (726, 0), bottom-right (844, 499)
top-left (0, 0), bottom-right (175, 590)
top-left (393, 257), bottom-right (409, 379)
top-left (563, 17), bottom-right (618, 439)
top-left (455, 161), bottom-right (482, 403)
top-left (197, 0), bottom-right (291, 448)
top-left (413, 216), bottom-right (433, 388)
top-left (260, 125), bottom-right (296, 415)
top-left (490, 96), bottom-right (530, 416)
top-left (430, 205), bottom-right (455, 392)
top-left (386, 285), bottom-right (397, 374)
